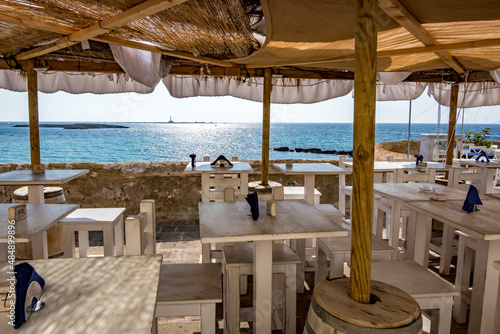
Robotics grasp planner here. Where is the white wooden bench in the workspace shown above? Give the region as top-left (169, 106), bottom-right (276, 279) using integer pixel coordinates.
top-left (222, 242), bottom-right (300, 334)
top-left (371, 260), bottom-right (458, 334)
top-left (315, 233), bottom-right (394, 285)
top-left (283, 186), bottom-right (321, 204)
top-left (156, 263), bottom-right (222, 334)
top-left (124, 200), bottom-right (222, 334)
top-left (60, 207), bottom-right (125, 257)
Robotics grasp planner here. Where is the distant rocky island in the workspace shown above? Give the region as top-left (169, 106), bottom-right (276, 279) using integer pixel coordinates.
top-left (12, 123), bottom-right (128, 129)
top-left (274, 146), bottom-right (353, 156)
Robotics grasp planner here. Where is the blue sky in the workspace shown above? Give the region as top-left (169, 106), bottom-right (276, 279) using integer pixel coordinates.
top-left (1, 84), bottom-right (499, 124)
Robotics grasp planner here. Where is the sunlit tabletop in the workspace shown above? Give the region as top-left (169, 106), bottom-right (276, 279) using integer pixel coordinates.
top-left (0, 169), bottom-right (89, 185)
top-left (183, 161), bottom-right (252, 173)
top-left (273, 162), bottom-right (350, 174)
top-left (0, 256), bottom-right (162, 334)
top-left (343, 161), bottom-right (456, 172)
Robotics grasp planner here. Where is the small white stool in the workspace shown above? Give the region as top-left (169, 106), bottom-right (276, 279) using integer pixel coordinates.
top-left (222, 243), bottom-right (300, 334)
top-left (371, 260), bottom-right (458, 334)
top-left (60, 208), bottom-right (125, 257)
top-left (155, 263), bottom-right (222, 334)
top-left (315, 233), bottom-right (394, 284)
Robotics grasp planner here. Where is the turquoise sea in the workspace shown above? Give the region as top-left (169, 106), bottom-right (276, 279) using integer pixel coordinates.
top-left (1, 122), bottom-right (499, 163)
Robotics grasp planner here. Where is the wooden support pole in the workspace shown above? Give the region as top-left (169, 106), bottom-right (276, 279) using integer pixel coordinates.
top-left (446, 84), bottom-right (459, 165)
top-left (28, 60), bottom-right (41, 170)
top-left (350, 0), bottom-right (377, 304)
top-left (261, 68), bottom-right (272, 186)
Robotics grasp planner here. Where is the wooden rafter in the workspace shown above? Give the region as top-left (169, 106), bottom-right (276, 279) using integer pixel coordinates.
top-left (378, 0), bottom-right (466, 73)
top-left (15, 0), bottom-right (189, 61)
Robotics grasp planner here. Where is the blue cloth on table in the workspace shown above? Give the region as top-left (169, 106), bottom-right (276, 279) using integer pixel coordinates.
top-left (462, 185), bottom-right (483, 213)
top-left (245, 191), bottom-right (259, 220)
top-left (14, 262), bottom-right (45, 329)
top-left (475, 151), bottom-right (490, 163)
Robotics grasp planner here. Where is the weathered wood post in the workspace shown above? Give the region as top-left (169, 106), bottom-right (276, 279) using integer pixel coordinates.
top-left (350, 0), bottom-right (377, 304)
top-left (28, 59), bottom-right (41, 172)
top-left (261, 68), bottom-right (272, 186)
top-left (445, 84), bottom-right (459, 165)
top-left (304, 1), bottom-right (422, 332)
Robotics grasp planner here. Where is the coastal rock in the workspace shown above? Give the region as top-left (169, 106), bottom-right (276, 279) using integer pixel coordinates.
top-left (273, 147), bottom-right (353, 156)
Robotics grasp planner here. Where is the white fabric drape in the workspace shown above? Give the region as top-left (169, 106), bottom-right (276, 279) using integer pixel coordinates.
top-left (490, 68), bottom-right (500, 84)
top-left (428, 82), bottom-right (500, 108)
top-left (376, 82), bottom-right (427, 101)
top-left (110, 45), bottom-right (171, 88)
top-left (163, 75), bottom-right (354, 104)
top-left (376, 72), bottom-right (412, 84)
top-left (0, 70), bottom-right (154, 94)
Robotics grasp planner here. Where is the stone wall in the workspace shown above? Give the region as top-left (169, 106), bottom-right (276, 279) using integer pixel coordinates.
top-left (0, 159), bottom-right (347, 219)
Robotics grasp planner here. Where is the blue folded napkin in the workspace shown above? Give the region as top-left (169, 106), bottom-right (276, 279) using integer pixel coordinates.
top-left (415, 154), bottom-right (424, 165)
top-left (14, 262), bottom-right (46, 329)
top-left (475, 151), bottom-right (490, 163)
top-left (462, 185), bottom-right (483, 213)
top-left (245, 191), bottom-right (259, 220)
top-left (189, 153), bottom-right (196, 167)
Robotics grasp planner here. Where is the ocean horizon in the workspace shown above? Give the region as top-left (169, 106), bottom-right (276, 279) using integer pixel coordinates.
top-left (1, 122), bottom-right (499, 163)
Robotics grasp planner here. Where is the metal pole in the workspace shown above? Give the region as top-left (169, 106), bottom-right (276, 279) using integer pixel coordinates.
top-left (407, 100), bottom-right (412, 158)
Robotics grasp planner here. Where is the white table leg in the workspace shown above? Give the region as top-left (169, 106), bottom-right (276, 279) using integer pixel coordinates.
top-left (304, 174), bottom-right (315, 205)
top-left (114, 215), bottom-right (124, 256)
top-left (253, 240), bottom-right (273, 334)
top-left (389, 201), bottom-right (402, 260)
top-left (285, 263), bottom-right (297, 334)
top-left (469, 239), bottom-right (500, 334)
top-left (201, 173), bottom-right (210, 203)
top-left (201, 303), bottom-right (216, 334)
top-left (412, 212), bottom-right (431, 267)
top-left (405, 210), bottom-right (417, 260)
top-left (63, 227), bottom-right (75, 258)
top-left (202, 244), bottom-right (211, 263)
top-left (295, 238), bottom-right (306, 293)
top-left (0, 244), bottom-right (7, 262)
top-left (31, 231), bottom-right (48, 259)
top-left (240, 172), bottom-right (249, 196)
top-left (103, 225), bottom-right (114, 256)
top-left (78, 231), bottom-right (89, 257)
top-left (225, 265), bottom-right (240, 334)
top-left (439, 225), bottom-right (455, 275)
top-left (27, 185), bottom-right (44, 204)
top-left (484, 168), bottom-right (495, 195)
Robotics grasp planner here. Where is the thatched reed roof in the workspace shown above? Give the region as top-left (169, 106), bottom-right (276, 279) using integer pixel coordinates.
top-left (0, 0), bottom-right (499, 83)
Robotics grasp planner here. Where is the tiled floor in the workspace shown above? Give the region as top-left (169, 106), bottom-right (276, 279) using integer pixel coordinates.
top-left (81, 218), bottom-right (468, 334)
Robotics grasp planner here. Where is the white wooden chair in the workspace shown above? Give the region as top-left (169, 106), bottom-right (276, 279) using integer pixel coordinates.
top-left (371, 260), bottom-right (458, 334)
top-left (222, 242), bottom-right (300, 334)
top-left (125, 200), bottom-right (222, 334)
top-left (338, 156), bottom-right (352, 224)
top-left (373, 168), bottom-right (436, 260)
top-left (453, 230), bottom-right (476, 324)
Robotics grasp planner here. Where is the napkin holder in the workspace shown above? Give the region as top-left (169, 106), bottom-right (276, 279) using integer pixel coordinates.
top-left (475, 151), bottom-right (490, 163)
top-left (32, 164), bottom-right (45, 174)
top-left (266, 200), bottom-right (277, 216)
top-left (285, 161), bottom-right (293, 168)
top-left (415, 154), bottom-right (424, 166)
top-left (211, 155), bottom-right (233, 168)
top-left (13, 262), bottom-right (46, 329)
top-left (8, 204), bottom-right (27, 221)
top-left (462, 185), bottom-right (482, 213)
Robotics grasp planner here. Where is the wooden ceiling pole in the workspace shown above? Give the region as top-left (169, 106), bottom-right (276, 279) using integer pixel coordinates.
top-left (15, 0), bottom-right (189, 61)
top-left (261, 68), bottom-right (272, 186)
top-left (351, 0), bottom-right (377, 304)
top-left (378, 0), bottom-right (466, 73)
top-left (446, 84), bottom-right (460, 166)
top-left (27, 60), bottom-right (41, 171)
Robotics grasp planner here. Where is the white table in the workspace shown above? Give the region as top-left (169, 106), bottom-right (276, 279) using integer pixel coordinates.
top-left (0, 255), bottom-right (162, 333)
top-left (373, 183), bottom-right (470, 265)
top-left (59, 208), bottom-right (126, 257)
top-left (343, 161), bottom-right (455, 183)
top-left (0, 169), bottom-right (89, 204)
top-left (0, 204), bottom-right (78, 260)
top-left (199, 199), bottom-right (347, 334)
top-left (456, 159), bottom-right (500, 194)
top-left (402, 198), bottom-right (500, 334)
top-left (184, 161), bottom-right (253, 202)
top-left (273, 163), bottom-right (350, 204)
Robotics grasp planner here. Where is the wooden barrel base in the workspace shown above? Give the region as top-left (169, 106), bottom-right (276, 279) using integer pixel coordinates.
top-left (304, 278), bottom-right (422, 334)
top-left (13, 186), bottom-right (66, 259)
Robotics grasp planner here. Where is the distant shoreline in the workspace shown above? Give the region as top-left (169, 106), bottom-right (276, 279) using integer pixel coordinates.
top-left (12, 123), bottom-right (128, 129)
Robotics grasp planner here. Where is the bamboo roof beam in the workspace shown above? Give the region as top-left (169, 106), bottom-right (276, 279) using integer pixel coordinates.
top-left (15, 0), bottom-right (189, 61)
top-left (378, 0), bottom-right (466, 73)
